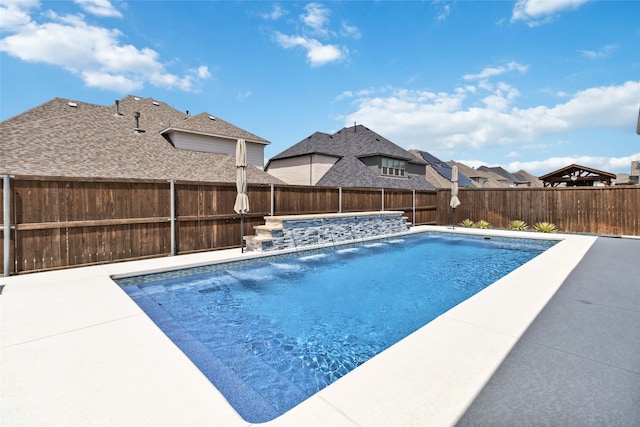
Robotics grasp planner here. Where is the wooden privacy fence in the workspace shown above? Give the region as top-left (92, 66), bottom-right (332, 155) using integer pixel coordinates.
top-left (2, 175), bottom-right (639, 275)
top-left (436, 186), bottom-right (640, 236)
top-left (0, 176), bottom-right (438, 275)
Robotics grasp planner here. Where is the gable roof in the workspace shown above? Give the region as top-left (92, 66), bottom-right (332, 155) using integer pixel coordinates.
top-left (1, 96), bottom-right (281, 184)
top-left (477, 166), bottom-right (529, 185)
top-left (268, 125), bottom-right (434, 190)
top-left (447, 162), bottom-right (509, 188)
top-left (160, 111), bottom-right (269, 145)
top-left (410, 150), bottom-right (475, 188)
top-left (539, 164), bottom-right (616, 186)
top-left (513, 169), bottom-right (544, 187)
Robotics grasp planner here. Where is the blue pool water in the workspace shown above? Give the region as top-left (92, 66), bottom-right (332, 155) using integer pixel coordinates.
top-left (117, 232), bottom-right (555, 422)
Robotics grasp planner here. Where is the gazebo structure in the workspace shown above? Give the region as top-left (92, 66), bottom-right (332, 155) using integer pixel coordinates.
top-left (539, 164), bottom-right (617, 187)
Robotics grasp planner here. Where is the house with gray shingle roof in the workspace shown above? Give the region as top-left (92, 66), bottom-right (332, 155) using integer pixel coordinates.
top-left (447, 162), bottom-right (508, 188)
top-left (0, 95), bottom-right (282, 184)
top-left (265, 125), bottom-right (435, 190)
top-left (409, 150), bottom-right (475, 188)
top-left (477, 166), bottom-right (532, 187)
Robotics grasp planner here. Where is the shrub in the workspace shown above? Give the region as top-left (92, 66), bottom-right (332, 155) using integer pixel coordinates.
top-left (459, 218), bottom-right (475, 227)
top-left (508, 220), bottom-right (529, 230)
top-left (473, 220), bottom-right (490, 229)
top-left (533, 221), bottom-right (558, 233)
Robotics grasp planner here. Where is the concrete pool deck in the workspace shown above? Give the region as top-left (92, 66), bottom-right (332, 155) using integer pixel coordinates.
top-left (1, 226), bottom-right (638, 426)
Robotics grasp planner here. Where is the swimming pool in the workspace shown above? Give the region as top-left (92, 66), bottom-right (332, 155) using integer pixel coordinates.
top-left (117, 232), bottom-right (555, 422)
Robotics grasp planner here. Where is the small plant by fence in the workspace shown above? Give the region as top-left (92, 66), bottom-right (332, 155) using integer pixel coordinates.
top-left (1, 175), bottom-right (638, 275)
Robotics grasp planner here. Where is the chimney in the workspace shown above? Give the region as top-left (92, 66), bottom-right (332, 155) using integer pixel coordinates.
top-left (115, 100), bottom-right (121, 115)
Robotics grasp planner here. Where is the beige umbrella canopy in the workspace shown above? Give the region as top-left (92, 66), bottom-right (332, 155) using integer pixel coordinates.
top-left (234, 139), bottom-right (249, 214)
top-left (234, 139), bottom-right (249, 251)
top-left (450, 165), bottom-right (460, 227)
top-left (450, 165), bottom-right (461, 209)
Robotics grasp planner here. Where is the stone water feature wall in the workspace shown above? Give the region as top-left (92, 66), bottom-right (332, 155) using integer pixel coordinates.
top-left (244, 211), bottom-right (410, 252)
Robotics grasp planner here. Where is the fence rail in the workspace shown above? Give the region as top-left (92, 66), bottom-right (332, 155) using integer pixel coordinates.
top-left (1, 175), bottom-right (638, 275)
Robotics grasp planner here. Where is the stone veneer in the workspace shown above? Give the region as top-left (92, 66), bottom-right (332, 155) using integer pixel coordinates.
top-left (244, 211), bottom-right (410, 252)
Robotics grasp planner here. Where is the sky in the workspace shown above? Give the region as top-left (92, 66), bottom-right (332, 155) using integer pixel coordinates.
top-left (1, 0), bottom-right (639, 176)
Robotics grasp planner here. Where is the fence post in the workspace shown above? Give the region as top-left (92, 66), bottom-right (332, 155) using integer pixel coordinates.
top-left (381, 188), bottom-right (385, 211)
top-left (339, 187), bottom-right (342, 213)
top-left (413, 189), bottom-right (416, 226)
top-left (3, 175), bottom-right (11, 276)
top-left (270, 183), bottom-right (275, 216)
top-left (169, 179), bottom-right (176, 256)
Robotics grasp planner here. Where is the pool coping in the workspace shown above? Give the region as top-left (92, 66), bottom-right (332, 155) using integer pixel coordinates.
top-left (1, 226), bottom-right (597, 426)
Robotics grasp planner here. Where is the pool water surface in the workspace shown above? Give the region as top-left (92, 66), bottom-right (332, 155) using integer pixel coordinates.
top-left (118, 233), bottom-right (554, 422)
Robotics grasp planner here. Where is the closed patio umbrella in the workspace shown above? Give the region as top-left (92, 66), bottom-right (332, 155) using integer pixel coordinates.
top-left (234, 139), bottom-right (249, 252)
top-left (449, 165), bottom-right (460, 227)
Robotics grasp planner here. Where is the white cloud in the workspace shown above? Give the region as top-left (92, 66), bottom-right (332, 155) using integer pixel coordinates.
top-left (579, 44), bottom-right (617, 59)
top-left (0, 3), bottom-right (210, 92)
top-left (463, 61), bottom-right (528, 81)
top-left (506, 153), bottom-right (640, 176)
top-left (301, 2), bottom-right (331, 36)
top-left (0, 0), bottom-right (39, 32)
top-left (82, 71), bottom-right (141, 91)
top-left (341, 21), bottom-right (361, 40)
top-left (261, 4), bottom-right (286, 20)
top-left (436, 4), bottom-right (450, 21)
top-left (512, 0), bottom-right (591, 26)
top-left (74, 0), bottom-right (122, 18)
top-left (272, 2), bottom-right (352, 67)
top-left (341, 79), bottom-right (640, 156)
top-left (274, 32), bottom-right (345, 67)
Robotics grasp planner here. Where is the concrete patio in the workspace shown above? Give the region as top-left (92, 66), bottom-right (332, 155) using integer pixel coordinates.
top-left (1, 226), bottom-right (638, 426)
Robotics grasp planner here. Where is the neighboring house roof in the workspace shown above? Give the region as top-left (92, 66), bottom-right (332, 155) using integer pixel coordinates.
top-left (0, 96), bottom-right (282, 184)
top-left (539, 164), bottom-right (616, 187)
top-left (513, 169), bottom-right (544, 187)
top-left (447, 162), bottom-right (509, 188)
top-left (409, 150), bottom-right (475, 188)
top-left (477, 166), bottom-right (530, 186)
top-left (267, 125), bottom-right (435, 190)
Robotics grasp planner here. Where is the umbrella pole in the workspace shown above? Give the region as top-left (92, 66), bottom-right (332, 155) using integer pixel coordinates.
top-left (451, 208), bottom-right (456, 229)
top-left (240, 213), bottom-right (244, 253)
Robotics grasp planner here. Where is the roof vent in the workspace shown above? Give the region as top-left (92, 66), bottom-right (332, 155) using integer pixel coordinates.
top-left (68, 102), bottom-right (77, 108)
top-left (115, 100), bottom-right (121, 115)
top-left (133, 96), bottom-right (140, 101)
top-left (133, 111), bottom-right (145, 133)
top-left (152, 101), bottom-right (160, 106)
top-left (208, 115), bottom-right (216, 120)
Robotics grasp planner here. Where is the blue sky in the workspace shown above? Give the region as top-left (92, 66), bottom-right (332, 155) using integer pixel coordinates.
top-left (1, 0), bottom-right (639, 176)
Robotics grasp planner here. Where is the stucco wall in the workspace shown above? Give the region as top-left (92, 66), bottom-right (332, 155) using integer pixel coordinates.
top-left (267, 154), bottom-right (338, 185)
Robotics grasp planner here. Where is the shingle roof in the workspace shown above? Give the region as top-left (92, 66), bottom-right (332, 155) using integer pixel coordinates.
top-left (1, 96), bottom-right (282, 184)
top-left (447, 162), bottom-right (509, 188)
top-left (268, 125), bottom-right (435, 190)
top-left (513, 170), bottom-right (544, 187)
top-left (477, 166), bottom-right (529, 184)
top-left (410, 150), bottom-right (475, 188)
